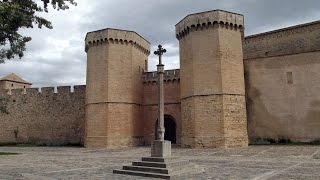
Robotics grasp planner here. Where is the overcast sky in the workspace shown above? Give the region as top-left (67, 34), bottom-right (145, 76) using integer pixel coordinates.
top-left (1, 0), bottom-right (320, 87)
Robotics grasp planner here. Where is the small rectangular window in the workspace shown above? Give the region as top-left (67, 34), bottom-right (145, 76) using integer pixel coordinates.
top-left (287, 72), bottom-right (293, 84)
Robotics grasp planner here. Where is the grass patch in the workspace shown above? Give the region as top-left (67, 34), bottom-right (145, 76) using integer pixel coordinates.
top-left (311, 139), bottom-right (320, 145)
top-left (250, 138), bottom-right (320, 146)
top-left (0, 152), bottom-right (20, 155)
top-left (0, 142), bottom-right (82, 147)
top-left (0, 142), bottom-right (36, 147)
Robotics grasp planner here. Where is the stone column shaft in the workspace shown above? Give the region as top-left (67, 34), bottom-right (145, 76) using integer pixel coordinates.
top-left (151, 45), bottom-right (171, 157)
top-left (157, 64), bottom-right (165, 141)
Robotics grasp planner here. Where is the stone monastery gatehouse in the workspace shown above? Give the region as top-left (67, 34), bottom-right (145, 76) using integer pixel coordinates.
top-left (1, 10), bottom-right (320, 148)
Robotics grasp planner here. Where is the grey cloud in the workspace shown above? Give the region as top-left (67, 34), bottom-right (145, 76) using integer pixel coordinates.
top-left (1, 0), bottom-right (320, 87)
top-left (237, 0), bottom-right (320, 34)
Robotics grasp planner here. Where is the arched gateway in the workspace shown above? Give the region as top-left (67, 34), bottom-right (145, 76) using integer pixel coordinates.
top-left (155, 115), bottom-right (177, 144)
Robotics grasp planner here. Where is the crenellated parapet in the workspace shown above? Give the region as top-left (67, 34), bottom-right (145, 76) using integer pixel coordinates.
top-left (143, 69), bottom-right (180, 84)
top-left (4, 85), bottom-right (86, 97)
top-left (0, 85), bottom-right (86, 146)
top-left (245, 20), bottom-right (320, 44)
top-left (85, 28), bottom-right (150, 55)
top-left (244, 20), bottom-right (320, 59)
top-left (176, 10), bottom-right (244, 40)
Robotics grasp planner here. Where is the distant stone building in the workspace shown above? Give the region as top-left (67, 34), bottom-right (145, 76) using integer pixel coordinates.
top-left (0, 73), bottom-right (32, 93)
top-left (1, 9), bottom-right (320, 148)
top-left (0, 74), bottom-right (85, 146)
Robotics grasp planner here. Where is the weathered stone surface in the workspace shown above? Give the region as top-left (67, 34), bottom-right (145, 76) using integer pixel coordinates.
top-left (85, 28), bottom-right (150, 148)
top-left (2, 9), bottom-right (320, 149)
top-left (1, 146), bottom-right (319, 179)
top-left (151, 140), bottom-right (171, 157)
top-left (244, 20), bottom-right (320, 144)
top-left (85, 28), bottom-right (150, 54)
top-left (114, 155), bottom-right (199, 179)
top-left (176, 10), bottom-right (244, 40)
top-left (142, 70), bottom-right (181, 145)
top-left (244, 21), bottom-right (320, 60)
top-left (177, 10), bottom-right (248, 148)
top-left (0, 85), bottom-right (85, 145)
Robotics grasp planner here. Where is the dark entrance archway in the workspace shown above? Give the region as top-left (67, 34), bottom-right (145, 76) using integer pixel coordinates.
top-left (155, 115), bottom-right (176, 144)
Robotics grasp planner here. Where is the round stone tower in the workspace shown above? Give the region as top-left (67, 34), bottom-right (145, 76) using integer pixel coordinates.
top-left (176, 10), bottom-right (248, 148)
top-left (85, 28), bottom-right (150, 148)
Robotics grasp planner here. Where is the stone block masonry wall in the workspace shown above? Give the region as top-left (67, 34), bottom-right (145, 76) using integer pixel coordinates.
top-left (180, 95), bottom-right (247, 148)
top-left (143, 69), bottom-right (181, 145)
top-left (244, 51), bottom-right (320, 143)
top-left (181, 96), bottom-right (224, 148)
top-left (222, 95), bottom-right (248, 147)
top-left (85, 28), bottom-right (150, 148)
top-left (177, 10), bottom-right (248, 148)
top-left (244, 21), bottom-right (320, 60)
top-left (0, 85), bottom-right (85, 146)
top-left (244, 21), bottom-right (320, 143)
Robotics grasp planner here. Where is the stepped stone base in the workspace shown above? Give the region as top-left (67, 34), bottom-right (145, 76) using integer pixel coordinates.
top-left (151, 140), bottom-right (171, 157)
top-left (113, 156), bottom-right (200, 179)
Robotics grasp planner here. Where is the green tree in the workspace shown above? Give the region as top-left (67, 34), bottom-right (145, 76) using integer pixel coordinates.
top-left (0, 0), bottom-right (76, 114)
top-left (0, 0), bottom-right (76, 63)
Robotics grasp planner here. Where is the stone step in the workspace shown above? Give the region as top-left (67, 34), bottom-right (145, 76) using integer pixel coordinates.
top-left (141, 157), bottom-right (166, 162)
top-left (141, 156), bottom-right (179, 162)
top-left (132, 160), bottom-right (189, 168)
top-left (123, 165), bottom-right (169, 174)
top-left (132, 161), bottom-right (166, 168)
top-left (113, 169), bottom-right (171, 179)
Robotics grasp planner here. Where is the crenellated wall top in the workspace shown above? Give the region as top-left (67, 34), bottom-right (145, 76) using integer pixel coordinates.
top-left (244, 20), bottom-right (320, 44)
top-left (3, 85), bottom-right (86, 96)
top-left (143, 69), bottom-right (180, 84)
top-left (85, 28), bottom-right (150, 55)
top-left (244, 20), bottom-right (320, 60)
top-left (175, 10), bottom-right (244, 40)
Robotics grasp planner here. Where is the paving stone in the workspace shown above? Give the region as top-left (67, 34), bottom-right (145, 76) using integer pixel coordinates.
top-left (0, 145), bottom-right (319, 179)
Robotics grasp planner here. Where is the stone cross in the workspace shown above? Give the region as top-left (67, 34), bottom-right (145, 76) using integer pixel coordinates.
top-left (154, 45), bottom-right (166, 141)
top-left (154, 44), bottom-right (166, 65)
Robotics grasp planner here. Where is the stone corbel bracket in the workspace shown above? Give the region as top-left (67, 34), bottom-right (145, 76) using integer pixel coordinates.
top-left (175, 9), bottom-right (244, 40)
top-left (85, 28), bottom-right (150, 55)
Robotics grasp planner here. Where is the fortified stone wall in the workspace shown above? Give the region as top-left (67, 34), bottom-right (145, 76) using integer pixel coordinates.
top-left (176, 10), bottom-right (248, 148)
top-left (142, 69), bottom-right (181, 145)
top-left (85, 28), bottom-right (150, 148)
top-left (0, 86), bottom-right (85, 145)
top-left (244, 21), bottom-right (320, 60)
top-left (3, 9), bottom-right (320, 149)
top-left (244, 21), bottom-right (320, 143)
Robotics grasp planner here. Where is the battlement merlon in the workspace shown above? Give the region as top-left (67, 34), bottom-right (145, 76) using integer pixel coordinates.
top-left (3, 85), bottom-right (86, 96)
top-left (143, 69), bottom-right (180, 83)
top-left (85, 28), bottom-right (151, 55)
top-left (175, 10), bottom-right (244, 39)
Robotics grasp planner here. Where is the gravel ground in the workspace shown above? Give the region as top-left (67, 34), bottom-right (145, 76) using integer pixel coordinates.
top-left (0, 145), bottom-right (320, 180)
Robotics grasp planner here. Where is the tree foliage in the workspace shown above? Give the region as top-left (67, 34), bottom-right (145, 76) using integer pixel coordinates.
top-left (0, 0), bottom-right (76, 63)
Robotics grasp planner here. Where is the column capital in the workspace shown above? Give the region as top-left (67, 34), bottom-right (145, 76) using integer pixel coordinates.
top-left (157, 64), bottom-right (164, 73)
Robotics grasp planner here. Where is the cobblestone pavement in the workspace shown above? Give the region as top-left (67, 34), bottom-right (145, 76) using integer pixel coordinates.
top-left (0, 145), bottom-right (320, 180)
